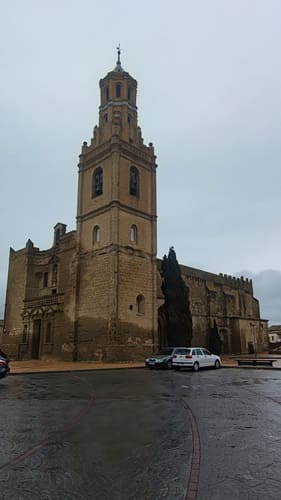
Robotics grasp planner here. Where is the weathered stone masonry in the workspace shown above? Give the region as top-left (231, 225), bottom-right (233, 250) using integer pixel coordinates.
top-left (2, 53), bottom-right (267, 360)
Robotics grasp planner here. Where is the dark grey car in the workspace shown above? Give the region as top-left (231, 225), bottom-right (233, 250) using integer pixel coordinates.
top-left (145, 347), bottom-right (188, 369)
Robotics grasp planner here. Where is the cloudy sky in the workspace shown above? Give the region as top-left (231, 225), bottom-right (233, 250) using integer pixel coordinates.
top-left (1, 0), bottom-right (281, 323)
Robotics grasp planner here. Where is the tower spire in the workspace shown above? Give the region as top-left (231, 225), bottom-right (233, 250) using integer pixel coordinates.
top-left (114, 44), bottom-right (124, 72)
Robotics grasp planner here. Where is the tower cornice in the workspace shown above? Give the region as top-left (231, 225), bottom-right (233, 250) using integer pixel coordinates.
top-left (78, 138), bottom-right (157, 172)
top-left (100, 71), bottom-right (137, 84)
top-left (76, 200), bottom-right (157, 222)
top-left (99, 101), bottom-right (137, 112)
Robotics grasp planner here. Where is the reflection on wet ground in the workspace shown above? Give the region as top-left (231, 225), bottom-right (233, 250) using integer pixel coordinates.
top-left (0, 373), bottom-right (93, 400)
top-left (1, 368), bottom-right (281, 499)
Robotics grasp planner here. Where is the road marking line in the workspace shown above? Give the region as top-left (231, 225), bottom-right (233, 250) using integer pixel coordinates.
top-left (183, 400), bottom-right (201, 500)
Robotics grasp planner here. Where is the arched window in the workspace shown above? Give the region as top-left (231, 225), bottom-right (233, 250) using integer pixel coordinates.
top-left (130, 166), bottom-right (139, 197)
top-left (46, 322), bottom-right (52, 343)
top-left (92, 167), bottom-right (103, 197)
top-left (130, 224), bottom-right (137, 243)
top-left (93, 225), bottom-right (101, 243)
top-left (116, 83), bottom-right (121, 97)
top-left (136, 295), bottom-right (145, 314)
top-left (105, 87), bottom-right (109, 100)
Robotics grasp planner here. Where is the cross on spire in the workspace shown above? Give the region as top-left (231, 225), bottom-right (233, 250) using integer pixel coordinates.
top-left (116, 44), bottom-right (121, 64)
top-left (114, 44), bottom-right (124, 72)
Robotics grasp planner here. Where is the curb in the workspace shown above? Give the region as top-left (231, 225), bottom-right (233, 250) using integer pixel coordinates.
top-left (221, 364), bottom-right (281, 370)
top-left (7, 365), bottom-right (145, 376)
top-left (5, 363), bottom-right (281, 376)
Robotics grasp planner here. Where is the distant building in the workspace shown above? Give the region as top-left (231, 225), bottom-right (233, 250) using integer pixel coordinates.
top-left (2, 52), bottom-right (268, 360)
top-left (268, 325), bottom-right (281, 348)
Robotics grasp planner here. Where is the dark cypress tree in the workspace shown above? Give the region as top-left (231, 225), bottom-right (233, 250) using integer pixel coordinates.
top-left (209, 320), bottom-right (222, 355)
top-left (161, 247), bottom-right (192, 347)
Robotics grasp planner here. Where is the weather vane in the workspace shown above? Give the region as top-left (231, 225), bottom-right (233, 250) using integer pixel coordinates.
top-left (116, 44), bottom-right (121, 63)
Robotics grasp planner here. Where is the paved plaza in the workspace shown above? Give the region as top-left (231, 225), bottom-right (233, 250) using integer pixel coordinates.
top-left (1, 367), bottom-right (281, 499)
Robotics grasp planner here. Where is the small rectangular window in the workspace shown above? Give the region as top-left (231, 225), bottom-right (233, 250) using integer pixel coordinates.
top-left (43, 272), bottom-right (48, 288)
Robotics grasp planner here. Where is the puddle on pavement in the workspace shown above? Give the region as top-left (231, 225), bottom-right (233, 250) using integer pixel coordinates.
top-left (226, 378), bottom-right (264, 386)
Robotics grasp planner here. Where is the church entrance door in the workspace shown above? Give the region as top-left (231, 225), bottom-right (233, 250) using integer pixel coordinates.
top-left (221, 329), bottom-right (230, 354)
top-left (32, 319), bottom-right (42, 359)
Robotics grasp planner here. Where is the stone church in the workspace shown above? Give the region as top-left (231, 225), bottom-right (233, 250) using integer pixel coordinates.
top-left (2, 52), bottom-right (268, 361)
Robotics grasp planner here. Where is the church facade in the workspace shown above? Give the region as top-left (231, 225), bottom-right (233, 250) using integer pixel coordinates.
top-left (2, 54), bottom-right (268, 360)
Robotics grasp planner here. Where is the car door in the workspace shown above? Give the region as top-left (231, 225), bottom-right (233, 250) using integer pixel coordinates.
top-left (202, 348), bottom-right (213, 367)
top-left (194, 348), bottom-right (205, 366)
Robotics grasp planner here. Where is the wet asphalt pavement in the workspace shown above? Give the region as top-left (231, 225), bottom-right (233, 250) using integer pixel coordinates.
top-left (1, 368), bottom-right (281, 500)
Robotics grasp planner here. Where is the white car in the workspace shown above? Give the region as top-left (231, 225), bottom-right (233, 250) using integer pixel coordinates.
top-left (172, 347), bottom-right (221, 372)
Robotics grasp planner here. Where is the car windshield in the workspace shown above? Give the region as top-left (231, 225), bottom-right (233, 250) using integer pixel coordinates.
top-left (155, 349), bottom-right (174, 355)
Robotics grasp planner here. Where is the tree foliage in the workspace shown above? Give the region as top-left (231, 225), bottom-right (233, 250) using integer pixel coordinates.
top-left (161, 247), bottom-right (192, 346)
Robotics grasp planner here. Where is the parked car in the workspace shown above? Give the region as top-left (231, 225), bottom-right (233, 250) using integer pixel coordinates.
top-left (172, 347), bottom-right (221, 371)
top-left (145, 347), bottom-right (189, 369)
top-left (0, 354), bottom-right (10, 379)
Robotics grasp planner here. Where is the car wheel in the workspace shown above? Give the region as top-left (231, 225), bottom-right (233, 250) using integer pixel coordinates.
top-left (167, 360), bottom-right (172, 370)
top-left (214, 359), bottom-right (220, 369)
top-left (193, 362), bottom-right (199, 372)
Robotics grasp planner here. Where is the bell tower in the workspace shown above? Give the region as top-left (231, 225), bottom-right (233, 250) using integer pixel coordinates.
top-left (76, 49), bottom-right (158, 361)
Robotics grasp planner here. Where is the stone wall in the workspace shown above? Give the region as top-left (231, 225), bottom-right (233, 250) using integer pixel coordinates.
top-left (3, 246), bottom-right (30, 357)
top-left (72, 247), bottom-right (157, 362)
top-left (3, 231), bottom-right (77, 360)
top-left (156, 259), bottom-right (267, 354)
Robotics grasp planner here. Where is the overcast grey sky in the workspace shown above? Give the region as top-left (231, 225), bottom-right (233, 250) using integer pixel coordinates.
top-left (1, 0), bottom-right (281, 323)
